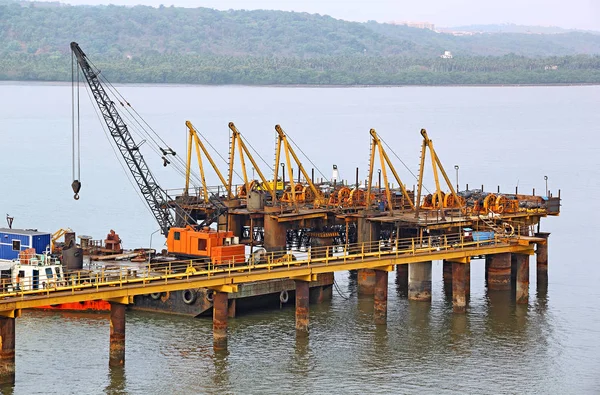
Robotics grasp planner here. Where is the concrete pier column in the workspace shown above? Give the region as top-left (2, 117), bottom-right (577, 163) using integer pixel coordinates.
top-left (452, 263), bottom-right (466, 313)
top-left (443, 260), bottom-right (453, 298)
top-left (213, 292), bottom-right (228, 350)
top-left (295, 280), bottom-right (310, 335)
top-left (263, 207), bottom-right (288, 252)
top-left (408, 261), bottom-right (432, 301)
top-left (0, 317), bottom-right (16, 385)
top-left (514, 254), bottom-right (530, 304)
top-left (396, 264), bottom-right (408, 295)
top-left (487, 253), bottom-right (511, 291)
top-left (535, 232), bottom-right (550, 286)
top-left (374, 270), bottom-right (388, 324)
top-left (358, 269), bottom-right (376, 295)
top-left (109, 302), bottom-right (126, 367)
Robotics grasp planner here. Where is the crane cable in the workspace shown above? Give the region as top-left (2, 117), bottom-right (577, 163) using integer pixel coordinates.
top-left (189, 122), bottom-right (246, 184)
top-left (82, 81), bottom-right (156, 220)
top-left (379, 134), bottom-right (432, 195)
top-left (284, 132), bottom-right (328, 183)
top-left (71, 51), bottom-right (82, 200)
top-left (82, 56), bottom-right (194, 187)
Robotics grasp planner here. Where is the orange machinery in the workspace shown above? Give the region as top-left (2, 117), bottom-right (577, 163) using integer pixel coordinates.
top-left (167, 226), bottom-right (245, 264)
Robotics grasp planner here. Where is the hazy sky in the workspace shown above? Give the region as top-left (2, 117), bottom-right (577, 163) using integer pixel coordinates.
top-left (52, 0), bottom-right (600, 30)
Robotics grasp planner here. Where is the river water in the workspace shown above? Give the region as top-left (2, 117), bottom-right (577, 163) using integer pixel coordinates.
top-left (0, 83), bottom-right (599, 394)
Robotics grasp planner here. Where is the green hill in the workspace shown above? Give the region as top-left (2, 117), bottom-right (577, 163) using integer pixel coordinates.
top-left (1, 2), bottom-right (600, 85)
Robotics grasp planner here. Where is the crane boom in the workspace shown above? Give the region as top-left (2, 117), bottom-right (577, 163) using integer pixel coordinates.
top-left (70, 42), bottom-right (175, 235)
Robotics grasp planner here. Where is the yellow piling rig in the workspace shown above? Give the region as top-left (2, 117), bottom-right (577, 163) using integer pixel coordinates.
top-left (273, 125), bottom-right (326, 209)
top-left (366, 129), bottom-right (416, 214)
top-left (227, 122), bottom-right (276, 202)
top-left (415, 129), bottom-right (465, 217)
top-left (185, 121), bottom-right (231, 202)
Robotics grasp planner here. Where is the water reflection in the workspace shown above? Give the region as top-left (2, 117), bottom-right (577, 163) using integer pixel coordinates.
top-left (105, 365), bottom-right (126, 395)
top-left (211, 349), bottom-right (230, 390)
top-left (535, 281), bottom-right (548, 312)
top-left (356, 294), bottom-right (374, 323)
top-left (347, 270), bottom-right (358, 297)
top-left (293, 334), bottom-right (311, 379)
top-left (0, 383), bottom-right (15, 395)
top-left (485, 290), bottom-right (528, 339)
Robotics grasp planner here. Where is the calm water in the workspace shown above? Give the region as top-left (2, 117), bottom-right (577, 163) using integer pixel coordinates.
top-left (0, 83), bottom-right (599, 394)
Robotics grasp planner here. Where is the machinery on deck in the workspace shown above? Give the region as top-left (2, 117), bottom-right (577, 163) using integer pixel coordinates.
top-left (70, 42), bottom-right (240, 262)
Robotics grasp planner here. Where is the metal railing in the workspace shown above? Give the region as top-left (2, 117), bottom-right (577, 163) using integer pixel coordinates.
top-left (0, 231), bottom-right (521, 300)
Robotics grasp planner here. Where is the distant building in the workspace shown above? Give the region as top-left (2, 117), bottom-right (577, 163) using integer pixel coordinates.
top-left (544, 65), bottom-right (558, 70)
top-left (440, 51), bottom-right (453, 59)
top-left (388, 21), bottom-right (435, 31)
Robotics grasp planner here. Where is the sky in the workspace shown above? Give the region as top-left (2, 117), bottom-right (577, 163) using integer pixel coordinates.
top-left (50, 0), bottom-right (600, 31)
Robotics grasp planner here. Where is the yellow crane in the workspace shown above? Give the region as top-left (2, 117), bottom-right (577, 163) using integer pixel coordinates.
top-left (415, 129), bottom-right (464, 217)
top-left (50, 228), bottom-right (73, 253)
top-left (365, 129), bottom-right (415, 214)
top-left (227, 122), bottom-right (276, 202)
top-left (184, 121), bottom-right (231, 202)
top-left (273, 125), bottom-right (326, 208)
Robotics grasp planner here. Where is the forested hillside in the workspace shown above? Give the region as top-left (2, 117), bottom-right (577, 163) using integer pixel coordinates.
top-left (1, 1), bottom-right (600, 85)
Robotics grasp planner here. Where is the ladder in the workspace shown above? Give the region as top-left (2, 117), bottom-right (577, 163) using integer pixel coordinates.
top-left (478, 215), bottom-right (515, 236)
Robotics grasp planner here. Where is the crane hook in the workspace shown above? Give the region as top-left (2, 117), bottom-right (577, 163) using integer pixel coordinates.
top-left (72, 180), bottom-right (81, 201)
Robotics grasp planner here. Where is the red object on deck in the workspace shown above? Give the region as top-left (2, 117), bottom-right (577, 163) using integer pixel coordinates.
top-left (105, 230), bottom-right (122, 253)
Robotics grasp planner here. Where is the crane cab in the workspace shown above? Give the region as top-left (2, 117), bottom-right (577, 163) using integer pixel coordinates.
top-left (167, 226), bottom-right (245, 264)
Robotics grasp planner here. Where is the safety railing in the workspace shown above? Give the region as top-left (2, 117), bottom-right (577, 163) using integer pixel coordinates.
top-left (0, 231), bottom-right (522, 300)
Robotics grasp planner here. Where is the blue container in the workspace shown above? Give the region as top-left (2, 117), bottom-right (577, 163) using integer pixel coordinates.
top-left (472, 231), bottom-right (494, 241)
top-left (0, 228), bottom-right (52, 260)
